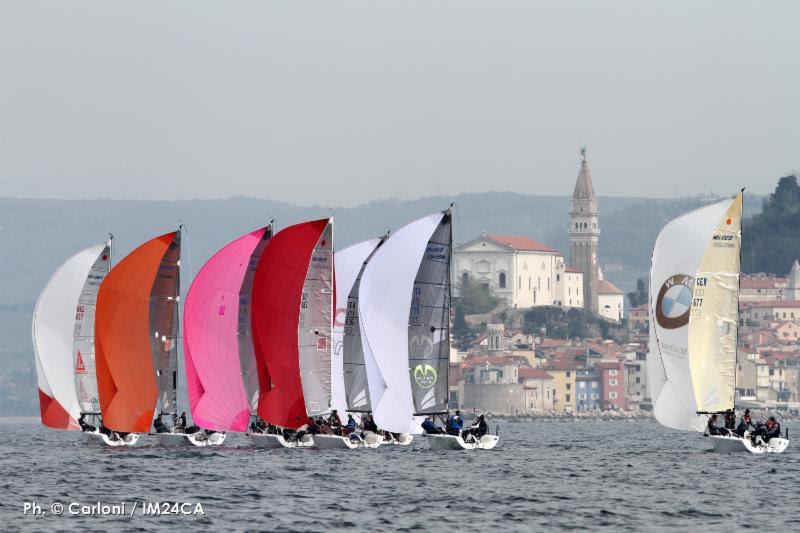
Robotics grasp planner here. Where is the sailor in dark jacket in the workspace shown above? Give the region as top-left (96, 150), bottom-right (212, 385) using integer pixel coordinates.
top-left (765, 417), bottom-right (781, 442)
top-left (723, 409), bottom-right (736, 431)
top-left (706, 414), bottom-right (725, 436)
top-left (736, 409), bottom-right (754, 437)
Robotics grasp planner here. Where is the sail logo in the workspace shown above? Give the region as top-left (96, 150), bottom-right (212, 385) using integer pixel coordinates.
top-left (414, 364), bottom-right (437, 389)
top-left (75, 351), bottom-right (87, 373)
top-left (655, 274), bottom-right (694, 329)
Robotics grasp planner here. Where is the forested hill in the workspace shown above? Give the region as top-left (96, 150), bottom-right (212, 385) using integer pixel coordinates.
top-left (742, 175), bottom-right (800, 275)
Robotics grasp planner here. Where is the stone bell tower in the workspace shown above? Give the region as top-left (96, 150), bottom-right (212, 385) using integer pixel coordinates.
top-left (569, 148), bottom-right (600, 314)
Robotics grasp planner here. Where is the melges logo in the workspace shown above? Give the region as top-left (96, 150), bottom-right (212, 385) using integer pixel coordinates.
top-left (655, 274), bottom-right (694, 329)
top-left (413, 364), bottom-right (437, 389)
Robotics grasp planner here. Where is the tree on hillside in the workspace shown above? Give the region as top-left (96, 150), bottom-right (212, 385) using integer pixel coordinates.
top-left (457, 278), bottom-right (500, 314)
top-left (743, 175), bottom-right (800, 275)
top-left (627, 278), bottom-right (648, 308)
top-left (452, 304), bottom-right (477, 351)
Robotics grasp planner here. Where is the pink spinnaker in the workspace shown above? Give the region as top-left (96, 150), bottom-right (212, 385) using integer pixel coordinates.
top-left (184, 227), bottom-right (269, 432)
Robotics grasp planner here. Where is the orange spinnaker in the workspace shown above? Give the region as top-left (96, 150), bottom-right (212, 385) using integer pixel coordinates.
top-left (95, 232), bottom-right (177, 433)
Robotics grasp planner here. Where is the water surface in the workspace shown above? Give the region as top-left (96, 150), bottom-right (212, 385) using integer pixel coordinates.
top-left (2, 418), bottom-right (798, 531)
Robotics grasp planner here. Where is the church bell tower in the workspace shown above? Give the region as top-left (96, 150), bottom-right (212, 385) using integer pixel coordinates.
top-left (569, 148), bottom-right (600, 314)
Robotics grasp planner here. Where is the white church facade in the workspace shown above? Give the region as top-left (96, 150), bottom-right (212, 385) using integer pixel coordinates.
top-left (454, 233), bottom-right (583, 310)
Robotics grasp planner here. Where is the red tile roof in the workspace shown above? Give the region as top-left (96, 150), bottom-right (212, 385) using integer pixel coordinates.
top-left (464, 355), bottom-right (516, 366)
top-left (597, 279), bottom-right (624, 295)
top-left (565, 266), bottom-right (582, 274)
top-left (519, 368), bottom-right (553, 379)
top-left (487, 235), bottom-right (560, 254)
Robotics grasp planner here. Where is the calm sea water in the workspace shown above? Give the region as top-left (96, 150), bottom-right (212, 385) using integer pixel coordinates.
top-left (2, 417), bottom-right (799, 532)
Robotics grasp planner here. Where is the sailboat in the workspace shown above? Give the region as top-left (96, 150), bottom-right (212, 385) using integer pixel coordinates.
top-left (355, 209), bottom-right (472, 447)
top-left (314, 237), bottom-right (385, 449)
top-left (183, 226), bottom-right (274, 446)
top-left (648, 191), bottom-right (789, 454)
top-left (250, 218), bottom-right (334, 448)
top-left (95, 229), bottom-right (194, 446)
top-left (32, 240), bottom-right (136, 446)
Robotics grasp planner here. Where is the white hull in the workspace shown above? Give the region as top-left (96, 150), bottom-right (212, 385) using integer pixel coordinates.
top-left (710, 434), bottom-right (789, 454)
top-left (187, 432), bottom-right (226, 447)
top-left (313, 433), bottom-right (383, 449)
top-left (426, 434), bottom-right (500, 450)
top-left (381, 433), bottom-right (413, 446)
top-left (249, 433), bottom-right (314, 449)
top-left (82, 430), bottom-right (140, 447)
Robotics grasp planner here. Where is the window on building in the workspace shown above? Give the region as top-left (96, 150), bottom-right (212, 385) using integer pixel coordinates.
top-left (609, 379), bottom-right (617, 386)
top-left (609, 369), bottom-right (618, 376)
top-left (591, 382), bottom-right (598, 389)
top-left (557, 274), bottom-right (560, 282)
top-left (548, 278), bottom-right (550, 290)
top-left (538, 277), bottom-right (541, 290)
top-left (566, 394), bottom-right (571, 402)
top-left (528, 277), bottom-right (531, 290)
top-left (566, 383), bottom-right (571, 390)
top-left (579, 393), bottom-right (586, 400)
top-left (609, 392), bottom-right (617, 399)
top-left (499, 272), bottom-right (506, 289)
top-left (566, 371), bottom-right (571, 377)
top-left (462, 272), bottom-right (469, 285)
top-left (579, 381), bottom-right (586, 388)
top-left (518, 276), bottom-right (521, 289)
top-left (591, 393), bottom-right (598, 400)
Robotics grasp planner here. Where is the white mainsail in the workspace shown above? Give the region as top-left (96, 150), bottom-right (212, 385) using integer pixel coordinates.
top-left (298, 222), bottom-right (334, 416)
top-left (331, 238), bottom-right (381, 419)
top-left (359, 213), bottom-right (444, 434)
top-left (648, 193), bottom-right (743, 432)
top-left (33, 243), bottom-right (110, 425)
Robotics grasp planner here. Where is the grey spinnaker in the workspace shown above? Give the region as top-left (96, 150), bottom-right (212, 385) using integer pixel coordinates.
top-left (409, 211), bottom-right (452, 415)
top-left (343, 237), bottom-right (386, 412)
top-left (149, 230), bottom-right (181, 416)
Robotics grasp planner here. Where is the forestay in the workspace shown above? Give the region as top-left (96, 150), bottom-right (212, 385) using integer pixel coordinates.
top-left (648, 194), bottom-right (741, 432)
top-left (33, 243), bottom-right (110, 429)
top-left (408, 213), bottom-right (452, 415)
top-left (333, 238), bottom-right (381, 419)
top-left (360, 212), bottom-right (444, 434)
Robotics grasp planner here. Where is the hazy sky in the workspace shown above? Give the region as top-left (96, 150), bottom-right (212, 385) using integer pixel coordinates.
top-left (1, 1), bottom-right (797, 206)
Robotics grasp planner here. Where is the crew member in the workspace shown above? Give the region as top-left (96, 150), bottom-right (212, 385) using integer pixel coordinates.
top-left (446, 410), bottom-right (464, 436)
top-left (421, 416), bottom-right (444, 435)
top-left (736, 409), bottom-right (754, 437)
top-left (765, 417), bottom-right (782, 442)
top-left (706, 414), bottom-right (725, 436)
top-left (724, 409), bottom-right (736, 431)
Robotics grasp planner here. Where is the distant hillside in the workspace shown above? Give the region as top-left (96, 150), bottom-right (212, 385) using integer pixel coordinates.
top-left (0, 191), bottom-right (764, 415)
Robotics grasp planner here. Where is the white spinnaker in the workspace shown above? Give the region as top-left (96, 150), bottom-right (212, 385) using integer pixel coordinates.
top-left (648, 197), bottom-right (733, 432)
top-left (33, 244), bottom-right (109, 422)
top-left (360, 213), bottom-right (444, 434)
top-left (331, 238), bottom-right (380, 421)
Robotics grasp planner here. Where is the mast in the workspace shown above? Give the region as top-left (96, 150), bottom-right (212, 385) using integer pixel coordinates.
top-left (733, 188), bottom-right (744, 410)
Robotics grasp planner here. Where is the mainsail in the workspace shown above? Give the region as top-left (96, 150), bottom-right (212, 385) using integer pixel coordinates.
top-left (96, 231), bottom-right (180, 433)
top-left (32, 243), bottom-right (110, 429)
top-left (408, 212), bottom-right (452, 415)
top-left (341, 238), bottom-right (383, 413)
top-left (251, 218), bottom-right (332, 429)
top-left (359, 212), bottom-right (446, 434)
top-left (183, 226), bottom-right (271, 432)
top-left (648, 192), bottom-right (743, 432)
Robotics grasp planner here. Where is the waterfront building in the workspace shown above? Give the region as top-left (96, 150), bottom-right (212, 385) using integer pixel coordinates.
top-left (595, 360), bottom-right (626, 410)
top-left (740, 301), bottom-right (800, 329)
top-left (575, 369), bottom-right (601, 411)
top-left (519, 367), bottom-right (554, 411)
top-left (541, 360), bottom-right (579, 411)
top-left (598, 279), bottom-right (624, 322)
